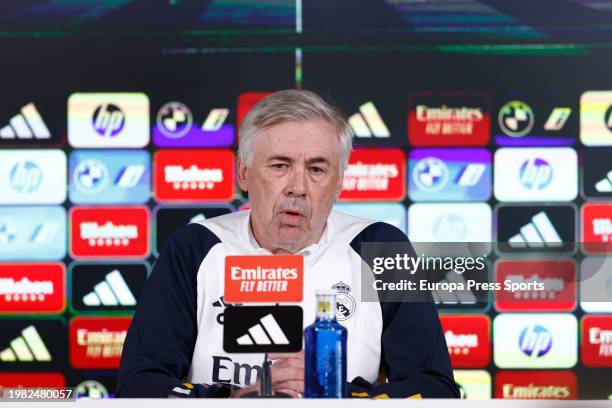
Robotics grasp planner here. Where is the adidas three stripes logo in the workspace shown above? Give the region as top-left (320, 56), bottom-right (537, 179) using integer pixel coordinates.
top-left (82, 269), bottom-right (136, 307)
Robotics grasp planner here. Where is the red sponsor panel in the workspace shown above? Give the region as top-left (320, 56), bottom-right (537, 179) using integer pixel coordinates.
top-left (70, 207), bottom-right (149, 258)
top-left (69, 316), bottom-right (131, 369)
top-left (0, 263), bottom-right (65, 314)
top-left (338, 148), bottom-right (405, 201)
top-left (237, 92), bottom-right (272, 128)
top-left (582, 203), bottom-right (612, 254)
top-left (581, 315), bottom-right (612, 367)
top-left (440, 314), bottom-right (490, 368)
top-left (495, 371), bottom-right (577, 399)
top-left (225, 255), bottom-right (303, 303)
top-left (407, 92), bottom-right (490, 146)
top-left (494, 260), bottom-right (577, 312)
top-left (0, 373), bottom-right (65, 389)
top-left (154, 149), bottom-right (235, 202)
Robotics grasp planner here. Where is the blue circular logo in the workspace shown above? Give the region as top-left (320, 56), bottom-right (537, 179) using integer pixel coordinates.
top-left (0, 222), bottom-right (17, 245)
top-left (157, 101), bottom-right (193, 139)
top-left (74, 159), bottom-right (109, 194)
top-left (413, 157), bottom-right (449, 192)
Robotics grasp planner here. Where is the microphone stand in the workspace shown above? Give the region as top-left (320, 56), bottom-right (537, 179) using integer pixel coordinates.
top-left (240, 352), bottom-right (291, 398)
top-left (261, 353), bottom-right (273, 397)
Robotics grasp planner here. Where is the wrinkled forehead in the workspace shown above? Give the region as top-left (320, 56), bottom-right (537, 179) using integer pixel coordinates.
top-left (252, 120), bottom-right (342, 165)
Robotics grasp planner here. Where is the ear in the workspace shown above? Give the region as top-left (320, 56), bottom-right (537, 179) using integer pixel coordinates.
top-left (237, 158), bottom-right (248, 191)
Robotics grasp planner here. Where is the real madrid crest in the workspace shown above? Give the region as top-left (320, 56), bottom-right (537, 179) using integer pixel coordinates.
top-left (331, 281), bottom-right (355, 321)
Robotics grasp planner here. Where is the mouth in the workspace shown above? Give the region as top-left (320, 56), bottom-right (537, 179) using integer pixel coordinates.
top-left (279, 209), bottom-right (306, 225)
top-left (282, 209), bottom-right (304, 217)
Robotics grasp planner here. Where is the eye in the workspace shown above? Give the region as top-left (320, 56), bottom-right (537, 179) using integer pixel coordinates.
top-left (310, 166), bottom-right (324, 174)
top-left (271, 163), bottom-right (288, 170)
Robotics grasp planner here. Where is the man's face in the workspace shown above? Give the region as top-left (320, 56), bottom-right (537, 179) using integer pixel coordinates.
top-left (238, 120), bottom-right (344, 253)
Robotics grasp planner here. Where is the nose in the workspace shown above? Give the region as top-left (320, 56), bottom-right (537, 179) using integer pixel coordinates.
top-left (285, 165), bottom-right (306, 197)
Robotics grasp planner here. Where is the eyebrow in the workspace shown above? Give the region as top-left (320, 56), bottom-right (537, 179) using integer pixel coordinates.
top-left (267, 155), bottom-right (293, 163)
top-left (267, 155), bottom-right (331, 166)
top-left (306, 157), bottom-right (330, 166)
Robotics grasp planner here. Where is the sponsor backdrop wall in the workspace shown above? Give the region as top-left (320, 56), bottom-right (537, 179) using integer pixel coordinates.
top-left (0, 0), bottom-right (611, 400)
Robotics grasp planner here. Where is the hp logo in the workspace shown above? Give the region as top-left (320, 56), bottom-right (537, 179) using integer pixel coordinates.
top-left (433, 214), bottom-right (467, 241)
top-left (92, 103), bottom-right (125, 137)
top-left (519, 324), bottom-right (552, 358)
top-left (10, 160), bottom-right (42, 194)
top-left (519, 158), bottom-right (552, 190)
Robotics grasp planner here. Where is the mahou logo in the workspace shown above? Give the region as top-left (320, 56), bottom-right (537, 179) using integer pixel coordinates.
top-left (0, 263), bottom-right (65, 313)
top-left (582, 203), bottom-right (612, 253)
top-left (408, 92), bottom-right (490, 146)
top-left (495, 371), bottom-right (577, 399)
top-left (69, 316), bottom-right (131, 369)
top-left (70, 207), bottom-right (149, 258)
top-left (154, 149), bottom-right (235, 202)
top-left (581, 315), bottom-right (612, 367)
top-left (495, 260), bottom-right (577, 312)
top-left (339, 148), bottom-right (405, 201)
top-left (440, 315), bottom-right (490, 368)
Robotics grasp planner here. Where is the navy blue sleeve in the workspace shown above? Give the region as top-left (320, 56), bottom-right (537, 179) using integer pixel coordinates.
top-left (348, 222), bottom-right (460, 399)
top-left (116, 223), bottom-right (231, 398)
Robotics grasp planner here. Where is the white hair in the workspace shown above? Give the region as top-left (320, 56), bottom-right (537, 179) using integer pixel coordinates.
top-left (238, 89), bottom-right (353, 174)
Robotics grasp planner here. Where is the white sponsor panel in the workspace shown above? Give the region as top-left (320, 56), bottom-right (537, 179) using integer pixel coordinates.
top-left (408, 203), bottom-right (491, 242)
top-left (580, 256), bottom-right (612, 313)
top-left (0, 150), bottom-right (66, 204)
top-left (494, 314), bottom-right (577, 368)
top-left (68, 93), bottom-right (149, 148)
top-left (580, 91), bottom-right (612, 146)
top-left (494, 148), bottom-right (577, 202)
top-left (334, 203), bottom-right (406, 233)
top-left (0, 206), bottom-right (66, 260)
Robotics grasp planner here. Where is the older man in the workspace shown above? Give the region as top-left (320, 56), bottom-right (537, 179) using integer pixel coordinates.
top-left (117, 90), bottom-right (459, 399)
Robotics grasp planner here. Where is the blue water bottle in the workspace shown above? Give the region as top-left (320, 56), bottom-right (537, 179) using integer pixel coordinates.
top-left (304, 290), bottom-right (347, 398)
